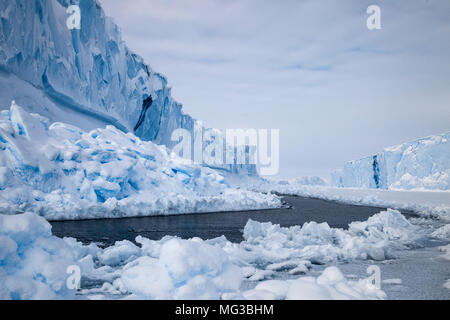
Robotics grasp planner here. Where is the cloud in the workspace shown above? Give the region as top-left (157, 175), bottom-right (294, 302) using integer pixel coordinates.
top-left (99, 0), bottom-right (450, 178)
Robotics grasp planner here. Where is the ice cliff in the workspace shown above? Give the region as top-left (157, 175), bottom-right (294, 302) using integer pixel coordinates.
top-left (1, 0), bottom-right (163, 135)
top-left (0, 0), bottom-right (256, 175)
top-left (0, 103), bottom-right (280, 219)
top-left (333, 132), bottom-right (450, 191)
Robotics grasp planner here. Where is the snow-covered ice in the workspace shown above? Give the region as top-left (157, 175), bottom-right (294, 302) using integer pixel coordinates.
top-left (0, 0), bottom-right (257, 177)
top-left (431, 225), bottom-right (450, 240)
top-left (0, 103), bottom-right (280, 220)
top-left (0, 213), bottom-right (77, 299)
top-left (0, 0), bottom-right (191, 146)
top-left (0, 0), bottom-right (448, 300)
top-left (242, 267), bottom-right (385, 300)
top-left (216, 209), bottom-right (423, 270)
top-left (0, 212), bottom-right (397, 300)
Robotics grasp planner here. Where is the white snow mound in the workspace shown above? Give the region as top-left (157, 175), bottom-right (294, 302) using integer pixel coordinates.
top-left (243, 267), bottom-right (385, 300)
top-left (0, 213), bottom-right (77, 299)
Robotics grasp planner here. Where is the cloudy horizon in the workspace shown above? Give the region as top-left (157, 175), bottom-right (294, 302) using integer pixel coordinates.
top-left (99, 0), bottom-right (450, 179)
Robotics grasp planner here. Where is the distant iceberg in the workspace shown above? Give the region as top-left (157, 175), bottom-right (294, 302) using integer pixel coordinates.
top-left (333, 132), bottom-right (450, 191)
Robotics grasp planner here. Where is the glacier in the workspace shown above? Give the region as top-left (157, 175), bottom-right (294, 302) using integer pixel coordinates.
top-left (0, 0), bottom-right (184, 143)
top-left (0, 0), bottom-right (256, 176)
top-left (333, 132), bottom-right (450, 191)
top-left (0, 102), bottom-right (280, 220)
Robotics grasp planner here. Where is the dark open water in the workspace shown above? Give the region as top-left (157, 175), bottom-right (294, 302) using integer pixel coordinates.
top-left (50, 196), bottom-right (417, 246)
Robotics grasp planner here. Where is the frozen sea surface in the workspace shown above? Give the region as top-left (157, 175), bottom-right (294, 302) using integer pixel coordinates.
top-left (238, 240), bottom-right (450, 300)
top-left (330, 240), bottom-right (450, 300)
top-left (51, 196), bottom-right (418, 245)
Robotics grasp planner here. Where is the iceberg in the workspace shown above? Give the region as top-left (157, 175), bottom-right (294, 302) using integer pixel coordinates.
top-left (0, 103), bottom-right (280, 220)
top-left (333, 132), bottom-right (450, 191)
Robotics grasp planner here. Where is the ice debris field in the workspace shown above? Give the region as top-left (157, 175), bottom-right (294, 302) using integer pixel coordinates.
top-left (0, 103), bottom-right (280, 220)
top-left (2, 209), bottom-right (428, 300)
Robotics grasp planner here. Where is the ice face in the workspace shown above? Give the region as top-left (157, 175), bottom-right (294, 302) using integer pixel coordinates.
top-left (0, 103), bottom-right (280, 220)
top-left (230, 208), bottom-right (422, 266)
top-left (333, 132), bottom-right (450, 191)
top-left (0, 0), bottom-right (257, 176)
top-left (0, 0), bottom-right (171, 137)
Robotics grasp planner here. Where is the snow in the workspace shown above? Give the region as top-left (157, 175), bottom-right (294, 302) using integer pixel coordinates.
top-left (1, 211), bottom-right (407, 300)
top-left (0, 72), bottom-right (107, 133)
top-left (0, 213), bottom-right (77, 299)
top-left (0, 103), bottom-right (280, 220)
top-left (431, 224), bottom-right (450, 240)
top-left (2, 208), bottom-right (447, 300)
top-left (444, 280), bottom-right (450, 290)
top-left (332, 132), bottom-right (450, 191)
top-left (0, 0), bottom-right (183, 145)
top-left (243, 267), bottom-right (385, 300)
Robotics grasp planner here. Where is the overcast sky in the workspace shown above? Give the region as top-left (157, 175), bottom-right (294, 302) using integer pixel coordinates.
top-left (99, 0), bottom-right (450, 179)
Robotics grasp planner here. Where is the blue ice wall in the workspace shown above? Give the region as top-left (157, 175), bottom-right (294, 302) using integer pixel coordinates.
top-left (0, 0), bottom-right (256, 175)
top-left (333, 132), bottom-right (450, 190)
top-left (0, 0), bottom-right (192, 147)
